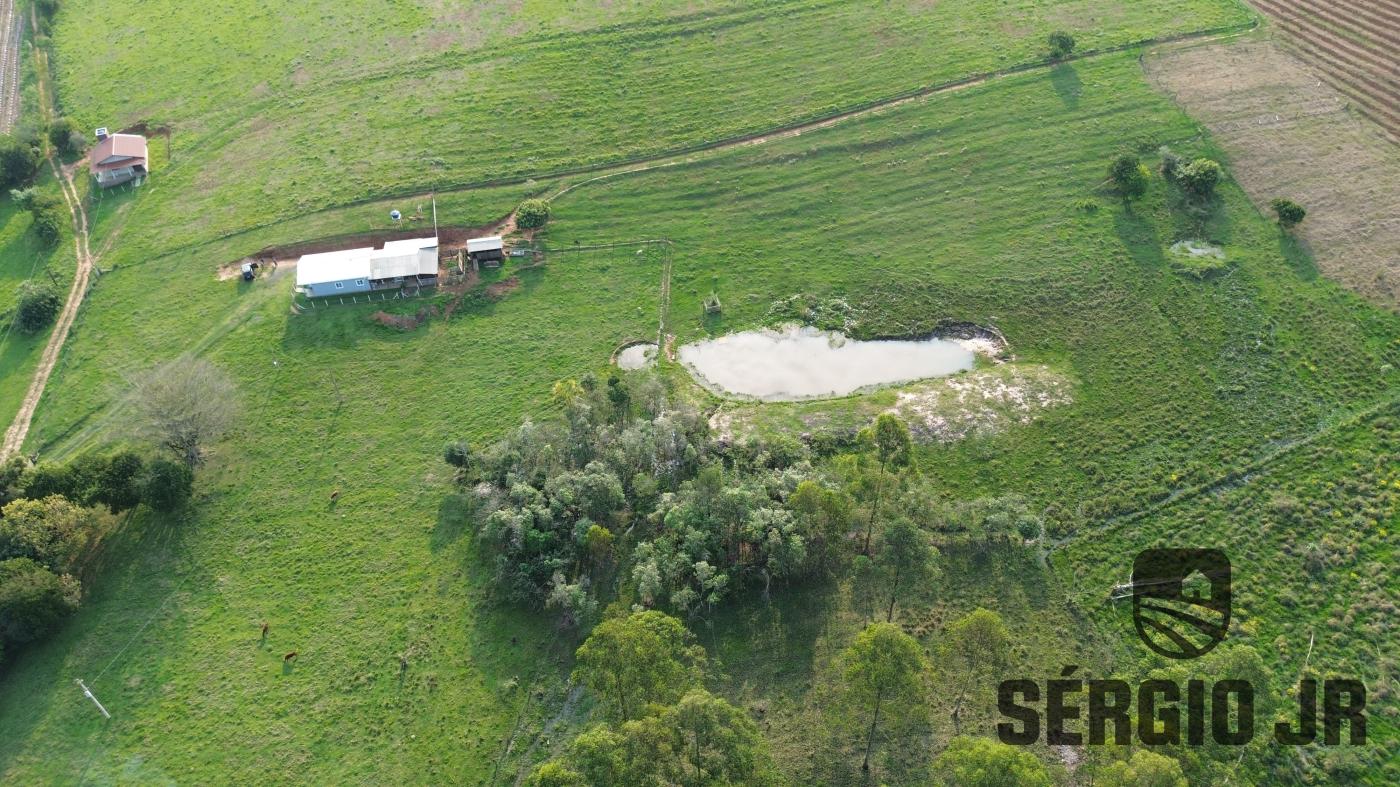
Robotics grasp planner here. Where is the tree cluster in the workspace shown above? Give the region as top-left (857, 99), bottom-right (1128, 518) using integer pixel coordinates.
top-left (12, 187), bottom-right (66, 246)
top-left (467, 372), bottom-right (853, 625)
top-left (461, 373), bottom-right (1051, 631)
top-left (529, 610), bottom-right (782, 786)
top-left (0, 447), bottom-right (191, 668)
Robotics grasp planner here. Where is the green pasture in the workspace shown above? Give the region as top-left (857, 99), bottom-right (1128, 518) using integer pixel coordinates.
top-left (2, 1), bottom-right (1397, 781)
top-left (52, 0), bottom-right (1255, 258)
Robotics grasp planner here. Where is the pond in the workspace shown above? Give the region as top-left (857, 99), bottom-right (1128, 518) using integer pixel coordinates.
top-left (615, 342), bottom-right (658, 370)
top-left (679, 326), bottom-right (976, 401)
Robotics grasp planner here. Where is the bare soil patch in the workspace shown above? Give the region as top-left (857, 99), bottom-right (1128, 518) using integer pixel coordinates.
top-left (1146, 39), bottom-right (1400, 307)
top-left (485, 276), bottom-right (521, 299)
top-left (371, 306), bottom-right (439, 331)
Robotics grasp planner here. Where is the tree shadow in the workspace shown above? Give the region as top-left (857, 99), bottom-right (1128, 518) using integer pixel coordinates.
top-left (431, 492), bottom-right (475, 553)
top-left (1278, 231), bottom-right (1319, 281)
top-left (0, 505), bottom-right (201, 778)
top-left (1049, 63), bottom-right (1082, 109)
top-left (1112, 202), bottom-right (1167, 273)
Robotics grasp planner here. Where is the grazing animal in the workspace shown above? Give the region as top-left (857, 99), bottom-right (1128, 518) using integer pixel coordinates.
top-left (329, 490), bottom-right (340, 502)
top-left (283, 651), bottom-right (298, 663)
top-left (260, 621), bottom-right (269, 641)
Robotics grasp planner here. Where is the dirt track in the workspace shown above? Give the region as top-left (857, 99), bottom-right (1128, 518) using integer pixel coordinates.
top-left (0, 12), bottom-right (95, 459)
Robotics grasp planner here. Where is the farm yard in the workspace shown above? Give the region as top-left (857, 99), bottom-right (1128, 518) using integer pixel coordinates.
top-left (0, 0), bottom-right (1398, 785)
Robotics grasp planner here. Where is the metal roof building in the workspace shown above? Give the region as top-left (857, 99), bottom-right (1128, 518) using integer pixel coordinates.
top-left (295, 236), bottom-right (439, 298)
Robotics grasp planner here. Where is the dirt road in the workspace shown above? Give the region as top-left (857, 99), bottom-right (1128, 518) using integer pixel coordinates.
top-left (0, 12), bottom-right (94, 459)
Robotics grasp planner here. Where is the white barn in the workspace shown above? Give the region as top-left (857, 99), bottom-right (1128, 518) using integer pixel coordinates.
top-left (295, 237), bottom-right (439, 298)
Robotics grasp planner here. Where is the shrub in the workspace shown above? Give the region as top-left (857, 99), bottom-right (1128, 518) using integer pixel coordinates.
top-left (1048, 31), bottom-right (1075, 59)
top-left (1271, 198), bottom-right (1306, 230)
top-left (1160, 148), bottom-right (1184, 182)
top-left (516, 198), bottom-right (551, 229)
top-left (31, 202), bottom-right (64, 245)
top-left (143, 459), bottom-right (193, 512)
top-left (1179, 158), bottom-right (1223, 198)
top-left (14, 281), bottom-right (61, 333)
top-left (47, 118), bottom-right (82, 154)
top-left (443, 440), bottom-right (473, 468)
top-left (0, 135), bottom-right (40, 189)
top-left (1108, 153), bottom-right (1148, 200)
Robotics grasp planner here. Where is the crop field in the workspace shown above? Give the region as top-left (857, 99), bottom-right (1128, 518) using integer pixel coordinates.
top-left (1146, 39), bottom-right (1400, 307)
top-left (1247, 0), bottom-right (1400, 137)
top-left (2, 0), bottom-right (1399, 783)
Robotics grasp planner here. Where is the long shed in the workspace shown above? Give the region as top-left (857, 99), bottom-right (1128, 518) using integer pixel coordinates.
top-left (295, 236), bottom-right (439, 298)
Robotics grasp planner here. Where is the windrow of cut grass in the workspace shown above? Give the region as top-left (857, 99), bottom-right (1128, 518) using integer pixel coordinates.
top-left (52, 0), bottom-right (1256, 259)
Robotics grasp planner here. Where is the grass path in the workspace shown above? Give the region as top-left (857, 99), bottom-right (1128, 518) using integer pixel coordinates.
top-left (0, 11), bottom-right (95, 459)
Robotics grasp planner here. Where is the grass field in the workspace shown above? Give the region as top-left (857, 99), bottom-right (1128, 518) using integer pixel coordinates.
top-left (0, 170), bottom-right (76, 432)
top-left (52, 0), bottom-right (1255, 258)
top-left (2, 0), bottom-right (1398, 782)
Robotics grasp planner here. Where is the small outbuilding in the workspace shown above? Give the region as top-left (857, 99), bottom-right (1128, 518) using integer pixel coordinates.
top-left (295, 236), bottom-right (439, 298)
top-left (88, 128), bottom-right (148, 188)
top-left (466, 236), bottom-right (505, 267)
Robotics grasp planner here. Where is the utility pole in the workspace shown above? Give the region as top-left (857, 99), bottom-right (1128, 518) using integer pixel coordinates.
top-left (431, 194), bottom-right (438, 239)
top-left (75, 678), bottom-right (111, 719)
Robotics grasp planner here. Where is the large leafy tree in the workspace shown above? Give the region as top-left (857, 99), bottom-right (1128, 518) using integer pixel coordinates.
top-left (1096, 750), bottom-right (1188, 787)
top-left (840, 622), bottom-right (929, 772)
top-left (931, 736), bottom-right (1052, 787)
top-left (572, 610), bottom-right (706, 722)
top-left (0, 495), bottom-right (92, 572)
top-left (532, 690), bottom-right (781, 787)
top-left (787, 479), bottom-right (853, 573)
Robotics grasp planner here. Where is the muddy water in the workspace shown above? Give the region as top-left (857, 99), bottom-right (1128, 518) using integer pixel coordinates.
top-left (679, 326), bottom-right (974, 401)
top-left (615, 343), bottom-right (658, 369)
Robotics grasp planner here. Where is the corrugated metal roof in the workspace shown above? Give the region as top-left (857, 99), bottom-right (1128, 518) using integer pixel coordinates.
top-left (296, 249), bottom-right (371, 286)
top-left (467, 236), bottom-right (503, 253)
top-left (89, 134), bottom-right (148, 169)
top-left (296, 236), bottom-right (437, 286)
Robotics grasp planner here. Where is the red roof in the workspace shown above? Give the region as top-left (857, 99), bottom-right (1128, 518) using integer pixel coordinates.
top-left (89, 133), bottom-right (148, 171)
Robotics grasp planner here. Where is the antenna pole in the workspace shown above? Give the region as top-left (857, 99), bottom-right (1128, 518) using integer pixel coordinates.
top-left (75, 679), bottom-right (111, 719)
top-left (432, 194), bottom-right (438, 239)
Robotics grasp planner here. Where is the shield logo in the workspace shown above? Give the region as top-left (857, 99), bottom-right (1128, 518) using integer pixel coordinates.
top-left (1132, 549), bottom-right (1230, 659)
